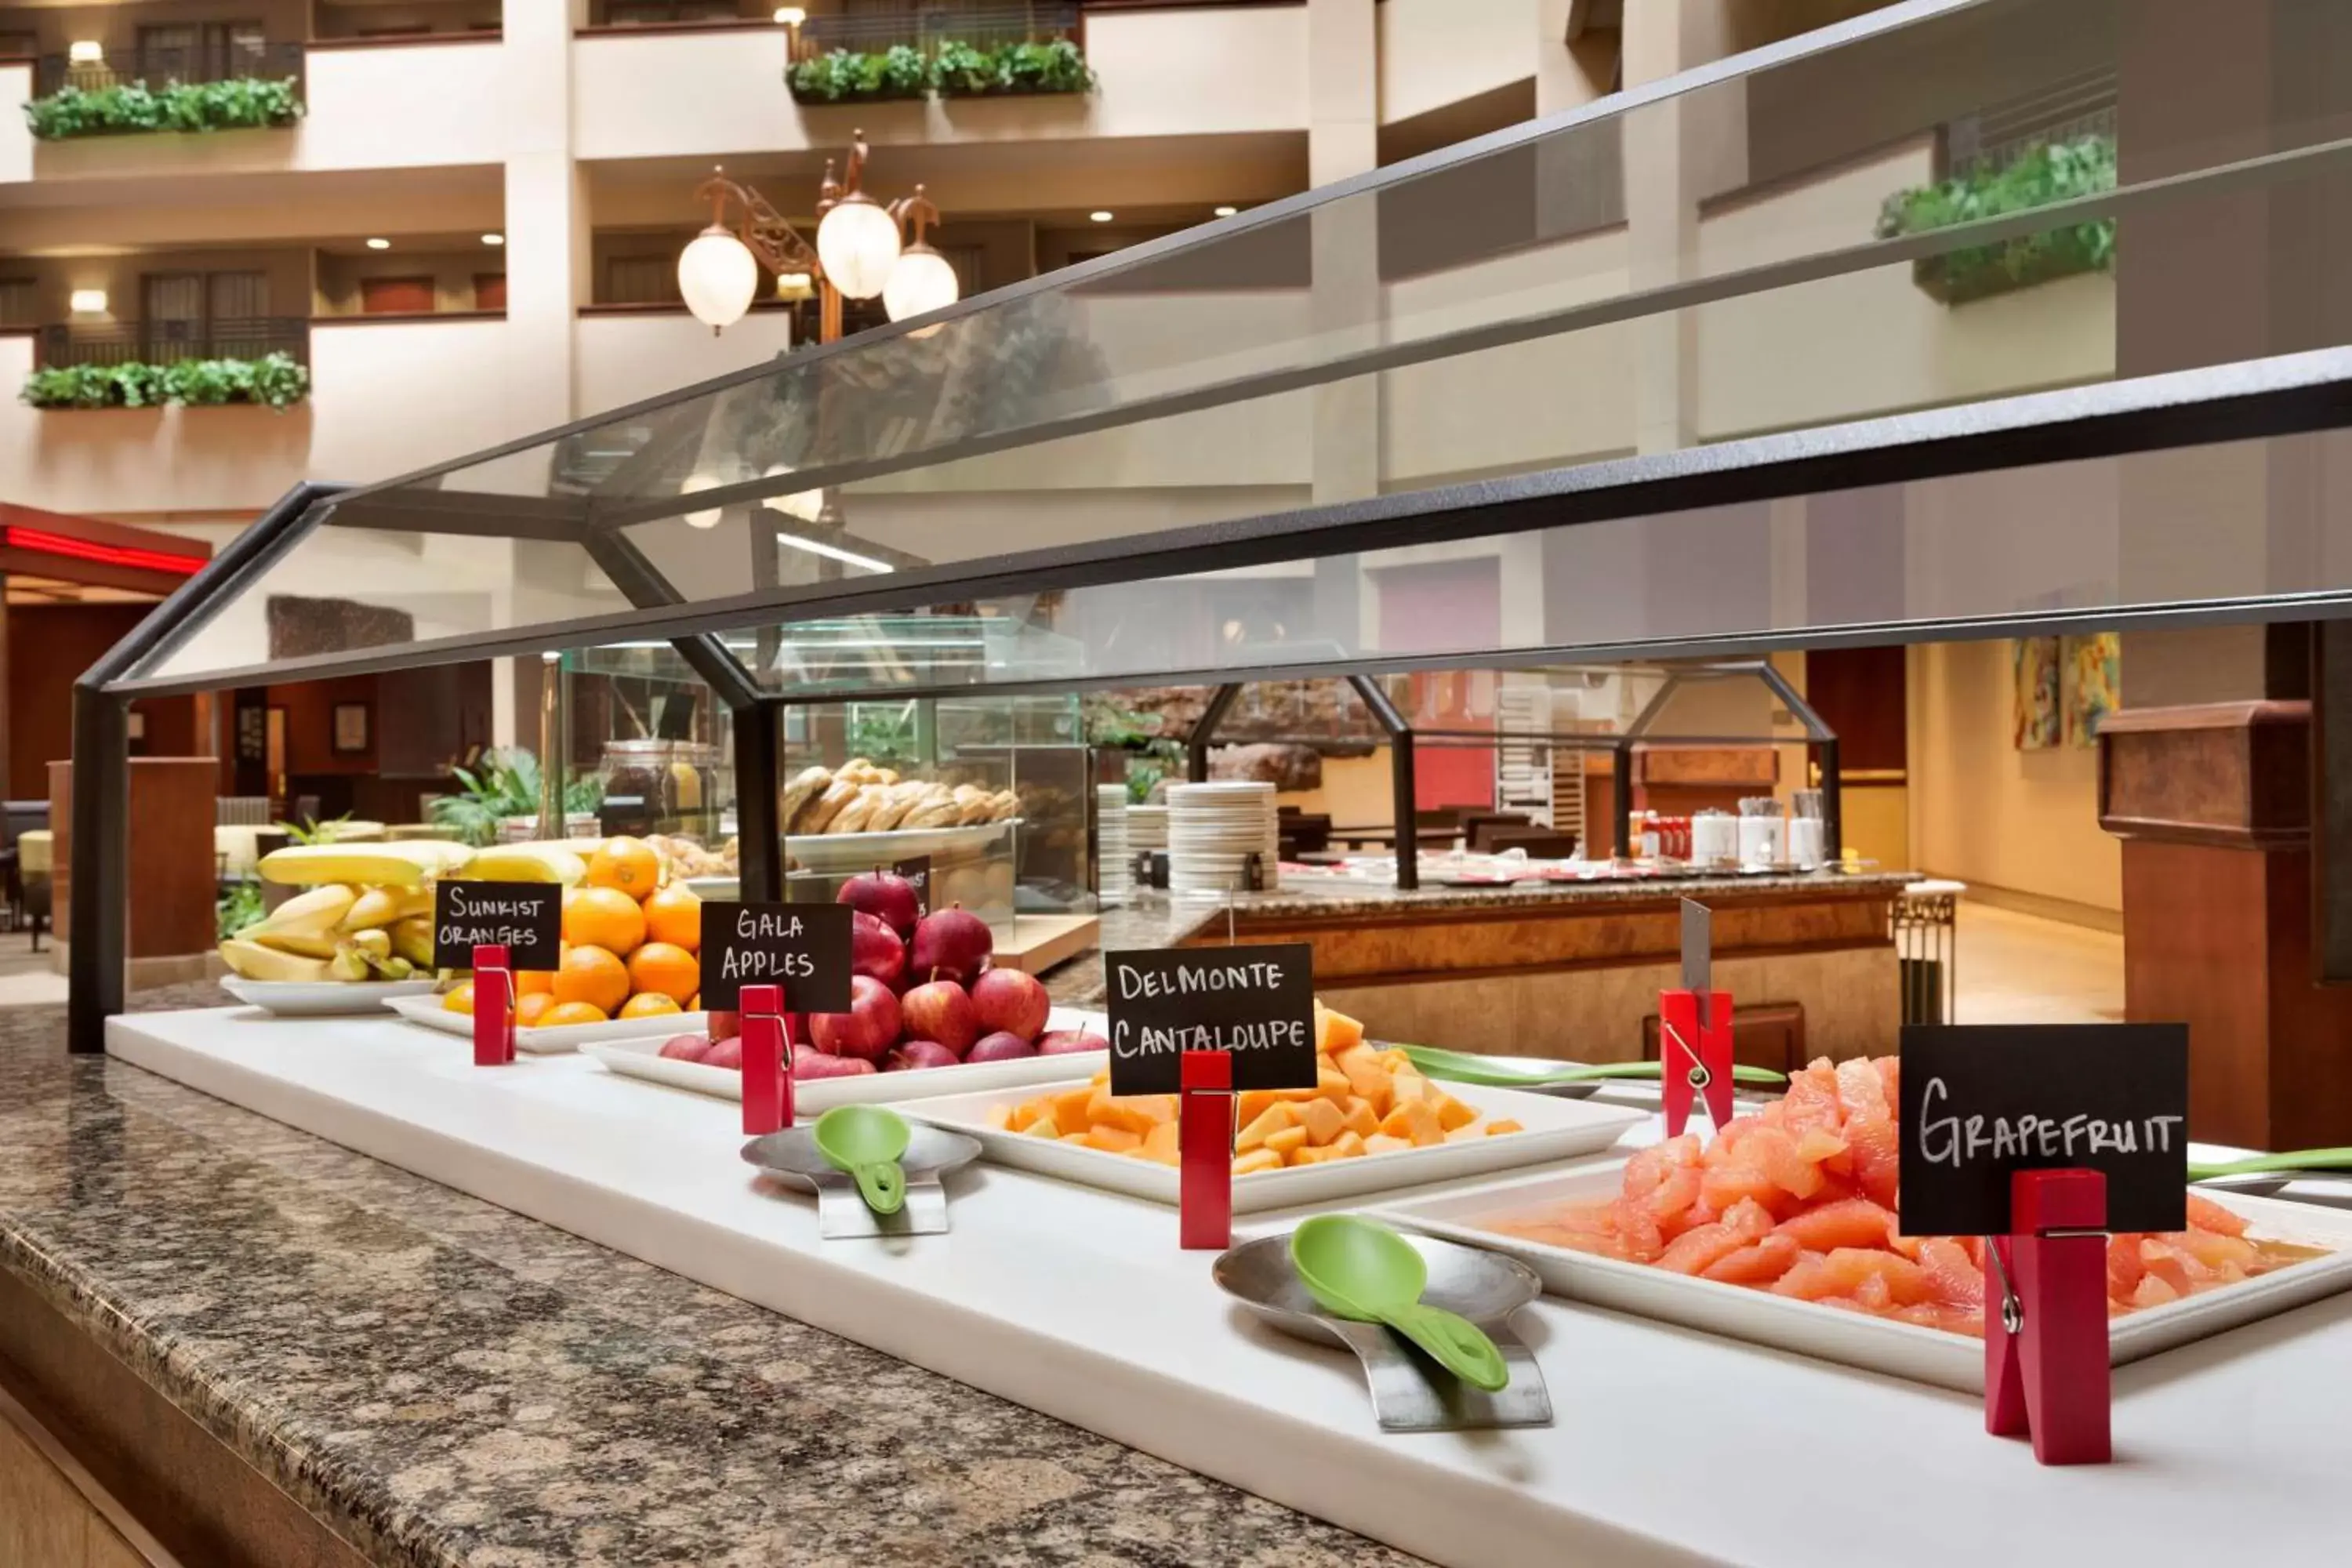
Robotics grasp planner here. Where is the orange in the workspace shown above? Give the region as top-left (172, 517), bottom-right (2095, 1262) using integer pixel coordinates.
top-left (586, 836), bottom-right (662, 901)
top-left (689, 992), bottom-right (701, 1012)
top-left (541, 1000), bottom-right (610, 1028)
top-left (441, 982), bottom-right (476, 1015)
top-left (626, 942), bottom-right (699, 1007)
top-left (516, 993), bottom-right (556, 1027)
top-left (563, 885), bottom-right (646, 956)
top-left (517, 968), bottom-right (554, 998)
top-left (642, 883), bottom-right (702, 952)
top-left (619, 993), bottom-right (681, 1021)
top-left (551, 944), bottom-right (631, 1014)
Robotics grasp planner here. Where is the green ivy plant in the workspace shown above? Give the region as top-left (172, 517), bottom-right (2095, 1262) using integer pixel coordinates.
top-left (426, 746), bottom-right (604, 848)
top-left (787, 38), bottom-right (1093, 103)
top-left (19, 352), bottom-right (309, 412)
top-left (1875, 134), bottom-right (2116, 305)
top-left (24, 76), bottom-right (304, 140)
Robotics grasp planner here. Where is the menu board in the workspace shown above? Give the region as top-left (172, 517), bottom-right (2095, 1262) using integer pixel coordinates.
top-left (432, 881), bottom-right (561, 972)
top-left (699, 901), bottom-right (853, 1012)
top-left (1105, 943), bottom-right (1317, 1096)
top-left (1896, 1024), bottom-right (2189, 1236)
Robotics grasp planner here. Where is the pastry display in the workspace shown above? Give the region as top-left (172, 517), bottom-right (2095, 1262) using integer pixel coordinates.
top-left (782, 764), bottom-right (1019, 837)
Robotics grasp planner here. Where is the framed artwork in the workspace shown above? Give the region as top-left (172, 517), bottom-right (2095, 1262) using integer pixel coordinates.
top-left (2013, 637), bottom-right (2060, 750)
top-left (332, 702), bottom-right (371, 755)
top-left (2065, 632), bottom-right (2122, 748)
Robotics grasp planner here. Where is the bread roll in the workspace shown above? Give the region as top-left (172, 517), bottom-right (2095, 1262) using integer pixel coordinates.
top-left (797, 779), bottom-right (860, 835)
top-left (830, 785), bottom-right (889, 834)
top-left (900, 794), bottom-right (963, 829)
top-left (862, 782), bottom-right (920, 833)
top-left (987, 789), bottom-right (1022, 822)
top-left (781, 766), bottom-right (832, 828)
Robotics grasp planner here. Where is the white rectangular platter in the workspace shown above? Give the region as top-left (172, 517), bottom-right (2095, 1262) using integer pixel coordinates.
top-left (582, 1007), bottom-right (1112, 1113)
top-left (1371, 1165), bottom-right (2352, 1393)
top-left (101, 1005), bottom-right (2352, 1568)
top-left (386, 993), bottom-right (708, 1055)
top-left (223, 977), bottom-right (437, 1017)
top-left (897, 1078), bottom-right (1643, 1212)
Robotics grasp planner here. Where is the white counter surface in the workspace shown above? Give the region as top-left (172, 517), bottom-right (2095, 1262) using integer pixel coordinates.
top-left (109, 1006), bottom-right (2352, 1568)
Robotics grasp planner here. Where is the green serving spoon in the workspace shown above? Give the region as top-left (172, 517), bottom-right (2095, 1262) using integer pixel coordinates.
top-left (2187, 1148), bottom-right (2352, 1183)
top-left (1396, 1044), bottom-right (1788, 1091)
top-left (1290, 1216), bottom-right (1510, 1393)
top-left (813, 1105), bottom-right (911, 1216)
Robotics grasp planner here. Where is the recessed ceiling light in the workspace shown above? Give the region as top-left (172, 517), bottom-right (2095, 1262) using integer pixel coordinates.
top-left (365, 237), bottom-right (390, 250)
top-left (1214, 205), bottom-right (1237, 218)
top-left (481, 232), bottom-right (504, 247)
top-left (1089, 210), bottom-right (1114, 223)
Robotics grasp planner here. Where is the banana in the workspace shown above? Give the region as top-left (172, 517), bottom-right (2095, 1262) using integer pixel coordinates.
top-left (465, 843), bottom-right (587, 886)
top-left (220, 939), bottom-right (334, 983)
top-left (390, 916), bottom-right (435, 969)
top-left (340, 885), bottom-right (434, 932)
top-left (258, 841), bottom-right (473, 887)
top-left (251, 931), bottom-right (339, 960)
top-left (241, 884), bottom-right (357, 942)
top-left (329, 945), bottom-right (372, 982)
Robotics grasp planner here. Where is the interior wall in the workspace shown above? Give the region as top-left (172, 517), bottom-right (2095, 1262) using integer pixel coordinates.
top-left (0, 250), bottom-right (314, 327)
top-left (5, 602), bottom-right (197, 799)
top-left (314, 249), bottom-right (503, 314)
top-left (1907, 637), bottom-right (2121, 916)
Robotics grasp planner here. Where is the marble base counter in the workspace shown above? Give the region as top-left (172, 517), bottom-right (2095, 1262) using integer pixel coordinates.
top-left (0, 988), bottom-right (1406, 1568)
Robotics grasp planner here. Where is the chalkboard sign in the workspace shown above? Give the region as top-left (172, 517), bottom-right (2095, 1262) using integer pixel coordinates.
top-left (433, 881), bottom-right (561, 972)
top-left (1105, 943), bottom-right (1317, 1096)
top-left (1897, 1024), bottom-right (2189, 1236)
top-left (893, 857), bottom-right (933, 919)
top-left (699, 901), bottom-right (853, 1012)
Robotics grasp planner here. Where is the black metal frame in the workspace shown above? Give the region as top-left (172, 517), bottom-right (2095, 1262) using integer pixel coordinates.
top-left (1607, 663), bottom-right (1842, 866)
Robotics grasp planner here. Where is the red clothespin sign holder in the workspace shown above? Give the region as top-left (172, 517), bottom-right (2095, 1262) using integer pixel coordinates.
top-left (471, 943), bottom-right (515, 1066)
top-left (739, 983), bottom-right (793, 1137)
top-left (1984, 1167), bottom-right (2111, 1466)
top-left (1179, 1049), bottom-right (1234, 1250)
top-left (1660, 899), bottom-right (1733, 1138)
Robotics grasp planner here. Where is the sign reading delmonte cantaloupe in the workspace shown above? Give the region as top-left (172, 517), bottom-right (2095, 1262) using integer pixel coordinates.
top-left (1105, 943), bottom-right (1317, 1097)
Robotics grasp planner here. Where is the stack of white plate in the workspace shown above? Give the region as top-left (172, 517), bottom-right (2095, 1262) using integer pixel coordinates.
top-left (1167, 781), bottom-right (1279, 898)
top-left (1127, 804), bottom-right (1168, 853)
top-left (1097, 785), bottom-right (1131, 906)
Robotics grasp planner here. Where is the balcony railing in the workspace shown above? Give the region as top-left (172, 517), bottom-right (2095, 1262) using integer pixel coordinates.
top-left (33, 39), bottom-right (305, 96)
top-left (792, 2), bottom-right (1080, 63)
top-left (38, 318), bottom-right (310, 369)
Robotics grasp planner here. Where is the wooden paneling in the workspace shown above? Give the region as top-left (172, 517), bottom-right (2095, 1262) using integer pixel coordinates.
top-left (6, 605), bottom-right (198, 800)
top-left (2099, 700), bottom-right (2310, 847)
top-left (263, 677), bottom-right (377, 779)
top-left (49, 759), bottom-right (216, 960)
top-left (1803, 645), bottom-right (1908, 773)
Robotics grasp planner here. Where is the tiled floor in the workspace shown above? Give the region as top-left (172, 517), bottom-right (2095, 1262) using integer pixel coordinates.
top-left (1949, 901), bottom-right (2124, 1025)
top-left (0, 944), bottom-right (64, 1009)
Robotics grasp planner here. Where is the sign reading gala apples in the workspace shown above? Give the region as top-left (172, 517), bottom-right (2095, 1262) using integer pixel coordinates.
top-left (433, 880), bottom-right (561, 971)
top-left (699, 901), bottom-right (852, 1012)
top-left (1105, 943), bottom-right (1317, 1096)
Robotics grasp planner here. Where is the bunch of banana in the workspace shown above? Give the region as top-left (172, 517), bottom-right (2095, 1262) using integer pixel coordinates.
top-left (220, 880), bottom-right (441, 984)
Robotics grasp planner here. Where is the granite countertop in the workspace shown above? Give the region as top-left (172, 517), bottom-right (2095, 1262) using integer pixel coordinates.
top-left (0, 986), bottom-right (1414, 1568)
top-left (1045, 871), bottom-right (1916, 1007)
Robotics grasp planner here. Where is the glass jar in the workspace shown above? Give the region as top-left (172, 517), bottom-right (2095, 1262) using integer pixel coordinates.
top-left (601, 739), bottom-right (720, 838)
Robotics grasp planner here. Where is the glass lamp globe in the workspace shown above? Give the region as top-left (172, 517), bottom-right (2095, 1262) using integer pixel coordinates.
top-left (679, 471), bottom-right (728, 530)
top-left (815, 194), bottom-right (902, 301)
top-left (677, 227), bottom-right (759, 332)
top-left (882, 244), bottom-right (960, 328)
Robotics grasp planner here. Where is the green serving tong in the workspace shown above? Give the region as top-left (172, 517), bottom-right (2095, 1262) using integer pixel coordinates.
top-left (2187, 1148), bottom-right (2352, 1184)
top-left (1290, 1216), bottom-right (1510, 1393)
top-left (1396, 1044), bottom-right (1788, 1091)
top-left (813, 1105), bottom-right (911, 1216)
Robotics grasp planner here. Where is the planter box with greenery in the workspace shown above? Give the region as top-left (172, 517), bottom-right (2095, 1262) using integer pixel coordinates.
top-left (20, 352), bottom-right (310, 412)
top-left (24, 76), bottom-right (305, 140)
top-left (787, 38), bottom-right (1094, 105)
top-left (1875, 135), bottom-right (2115, 306)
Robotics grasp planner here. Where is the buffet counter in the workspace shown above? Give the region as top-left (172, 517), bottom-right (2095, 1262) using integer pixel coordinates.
top-left (1049, 873), bottom-right (1915, 1065)
top-left (0, 989), bottom-right (1396, 1568)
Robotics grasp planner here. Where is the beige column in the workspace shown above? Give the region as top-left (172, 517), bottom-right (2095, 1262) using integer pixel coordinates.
top-left (1305, 0), bottom-right (1380, 652)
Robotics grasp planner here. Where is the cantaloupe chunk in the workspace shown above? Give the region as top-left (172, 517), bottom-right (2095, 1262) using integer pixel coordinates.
top-left (1290, 1143), bottom-right (1349, 1166)
top-left (1142, 1120), bottom-right (1181, 1165)
top-left (1297, 1096), bottom-right (1347, 1147)
top-left (1316, 1063), bottom-right (1352, 1103)
top-left (985, 1105), bottom-right (1012, 1131)
top-left (1432, 1093), bottom-right (1478, 1133)
top-left (1236, 1088), bottom-right (1284, 1126)
top-left (1131, 1094), bottom-right (1179, 1125)
top-left (1082, 1125), bottom-right (1142, 1155)
top-left (1091, 1067), bottom-right (1112, 1087)
top-left (1236, 1101), bottom-right (1301, 1152)
top-left (1445, 1125), bottom-right (1489, 1144)
top-left (1315, 1004), bottom-right (1365, 1056)
top-left (1264, 1125), bottom-right (1309, 1157)
top-left (1010, 1102), bottom-right (1051, 1133)
top-left (1088, 1089), bottom-right (1159, 1138)
top-left (1060, 1131), bottom-right (1094, 1143)
top-left (1333, 1043), bottom-right (1382, 1077)
top-left (1388, 1073), bottom-right (1437, 1108)
top-left (1484, 1119), bottom-right (1524, 1136)
top-left (1396, 1099), bottom-right (1446, 1148)
top-left (1338, 1098), bottom-right (1380, 1140)
top-left (1341, 1056), bottom-right (1395, 1118)
top-left (1022, 1115), bottom-right (1062, 1139)
top-left (1050, 1087), bottom-right (1097, 1132)
top-left (1328, 1130), bottom-right (1367, 1160)
top-left (1364, 1133), bottom-right (1414, 1155)
top-left (1377, 1049), bottom-right (1414, 1074)
top-left (1232, 1148), bottom-right (1283, 1176)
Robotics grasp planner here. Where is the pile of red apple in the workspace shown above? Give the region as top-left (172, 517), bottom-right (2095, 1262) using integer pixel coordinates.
top-left (658, 870), bottom-right (1105, 1080)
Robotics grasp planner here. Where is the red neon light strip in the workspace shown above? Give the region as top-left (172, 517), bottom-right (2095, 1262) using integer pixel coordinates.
top-left (0, 526), bottom-right (206, 577)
